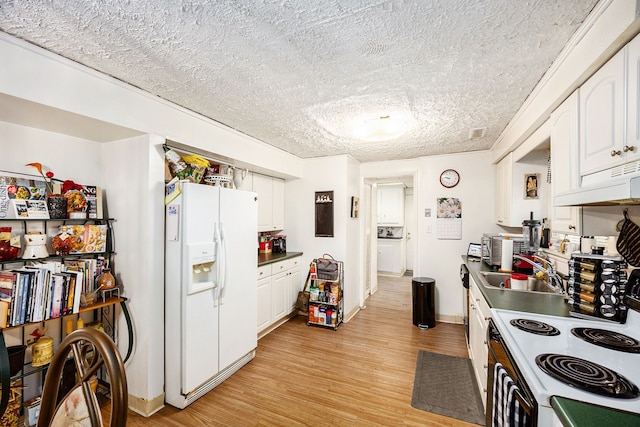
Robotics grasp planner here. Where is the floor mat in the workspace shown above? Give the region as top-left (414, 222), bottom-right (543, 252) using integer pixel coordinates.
top-left (411, 350), bottom-right (485, 425)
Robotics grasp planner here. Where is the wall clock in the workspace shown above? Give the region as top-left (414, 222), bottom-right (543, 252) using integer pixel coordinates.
top-left (439, 169), bottom-right (460, 188)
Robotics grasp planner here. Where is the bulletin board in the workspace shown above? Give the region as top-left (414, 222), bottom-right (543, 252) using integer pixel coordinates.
top-left (315, 191), bottom-right (334, 237)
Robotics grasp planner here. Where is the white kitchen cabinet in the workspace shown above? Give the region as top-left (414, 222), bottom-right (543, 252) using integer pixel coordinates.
top-left (377, 184), bottom-right (405, 225)
top-left (272, 177), bottom-right (285, 230)
top-left (257, 256), bottom-right (302, 336)
top-left (495, 152), bottom-right (546, 227)
top-left (272, 270), bottom-right (288, 321)
top-left (579, 47), bottom-right (626, 176)
top-left (253, 173), bottom-right (285, 232)
top-left (377, 238), bottom-right (406, 275)
top-left (550, 90), bottom-right (582, 235)
top-left (468, 276), bottom-right (490, 409)
top-left (257, 273), bottom-right (272, 331)
top-left (626, 33), bottom-right (640, 164)
top-left (495, 154), bottom-right (512, 226)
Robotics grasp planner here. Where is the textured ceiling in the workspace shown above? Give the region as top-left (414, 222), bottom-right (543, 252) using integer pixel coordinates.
top-left (0, 0), bottom-right (598, 163)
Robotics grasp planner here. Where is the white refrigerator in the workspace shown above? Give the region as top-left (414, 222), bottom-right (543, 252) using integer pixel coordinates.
top-left (165, 182), bottom-right (257, 409)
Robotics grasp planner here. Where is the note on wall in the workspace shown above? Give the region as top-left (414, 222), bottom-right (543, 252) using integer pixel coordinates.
top-left (436, 197), bottom-right (462, 240)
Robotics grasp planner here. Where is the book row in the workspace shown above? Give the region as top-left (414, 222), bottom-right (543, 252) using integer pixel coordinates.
top-left (0, 257), bottom-right (107, 328)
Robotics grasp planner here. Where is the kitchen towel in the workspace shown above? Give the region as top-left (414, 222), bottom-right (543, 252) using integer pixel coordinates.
top-left (617, 210), bottom-right (640, 266)
top-left (492, 363), bottom-right (529, 427)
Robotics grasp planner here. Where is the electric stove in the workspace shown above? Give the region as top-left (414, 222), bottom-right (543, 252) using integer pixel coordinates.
top-left (490, 307), bottom-right (640, 425)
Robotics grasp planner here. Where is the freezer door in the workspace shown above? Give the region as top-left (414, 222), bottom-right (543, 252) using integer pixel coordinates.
top-left (182, 288), bottom-right (220, 393)
top-left (218, 188), bottom-right (258, 370)
top-left (178, 183), bottom-right (222, 394)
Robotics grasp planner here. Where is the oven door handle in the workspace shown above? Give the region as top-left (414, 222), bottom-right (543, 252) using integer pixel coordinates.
top-left (513, 387), bottom-right (533, 418)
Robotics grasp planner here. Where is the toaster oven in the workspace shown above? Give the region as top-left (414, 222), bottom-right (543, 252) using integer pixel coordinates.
top-left (481, 233), bottom-right (525, 266)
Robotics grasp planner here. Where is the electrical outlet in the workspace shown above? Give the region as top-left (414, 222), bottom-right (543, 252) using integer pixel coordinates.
top-left (425, 208), bottom-right (431, 217)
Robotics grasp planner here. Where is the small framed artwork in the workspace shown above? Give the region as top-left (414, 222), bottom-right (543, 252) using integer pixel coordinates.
top-left (524, 173), bottom-right (540, 199)
top-left (350, 196), bottom-right (359, 218)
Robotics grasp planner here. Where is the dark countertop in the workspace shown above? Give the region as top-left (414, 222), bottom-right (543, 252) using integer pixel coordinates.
top-left (461, 255), bottom-right (571, 317)
top-left (551, 396), bottom-right (640, 426)
top-left (377, 236), bottom-right (404, 240)
top-left (258, 251), bottom-right (304, 266)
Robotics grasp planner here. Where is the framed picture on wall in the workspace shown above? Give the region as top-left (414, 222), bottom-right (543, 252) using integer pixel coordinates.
top-left (524, 173), bottom-right (540, 199)
top-left (350, 196), bottom-right (359, 218)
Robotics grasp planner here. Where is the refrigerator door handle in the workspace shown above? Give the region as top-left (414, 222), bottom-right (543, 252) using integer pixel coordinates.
top-left (218, 221), bottom-right (228, 304)
top-left (213, 222), bottom-right (221, 307)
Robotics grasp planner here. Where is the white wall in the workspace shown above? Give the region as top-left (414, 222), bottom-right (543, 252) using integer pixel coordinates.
top-left (362, 151), bottom-right (500, 323)
top-left (285, 155), bottom-right (362, 319)
top-left (101, 135), bottom-right (166, 412)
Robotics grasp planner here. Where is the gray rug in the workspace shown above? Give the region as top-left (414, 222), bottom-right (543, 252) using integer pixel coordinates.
top-left (411, 350), bottom-right (485, 425)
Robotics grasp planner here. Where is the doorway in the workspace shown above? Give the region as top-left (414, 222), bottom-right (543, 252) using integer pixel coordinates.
top-left (363, 174), bottom-right (418, 305)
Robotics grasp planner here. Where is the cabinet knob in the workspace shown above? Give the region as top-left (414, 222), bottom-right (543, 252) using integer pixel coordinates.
top-left (483, 388), bottom-right (487, 393)
top-left (624, 145), bottom-right (636, 152)
top-left (475, 298), bottom-right (480, 302)
top-left (483, 340), bottom-right (487, 345)
top-left (484, 316), bottom-right (490, 321)
top-left (568, 224), bottom-right (576, 230)
top-left (484, 364), bottom-right (488, 369)
top-left (611, 149), bottom-right (622, 156)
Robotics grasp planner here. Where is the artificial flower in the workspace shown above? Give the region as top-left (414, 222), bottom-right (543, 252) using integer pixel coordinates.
top-left (26, 162), bottom-right (55, 194)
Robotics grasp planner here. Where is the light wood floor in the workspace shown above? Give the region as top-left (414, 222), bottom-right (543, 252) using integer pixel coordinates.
top-left (125, 276), bottom-right (477, 426)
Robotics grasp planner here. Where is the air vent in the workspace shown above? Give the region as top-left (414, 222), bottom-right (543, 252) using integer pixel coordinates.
top-left (611, 160), bottom-right (640, 178)
top-left (468, 127), bottom-right (487, 139)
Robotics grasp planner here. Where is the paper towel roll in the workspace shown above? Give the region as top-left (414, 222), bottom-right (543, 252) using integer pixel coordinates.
top-left (501, 239), bottom-right (513, 271)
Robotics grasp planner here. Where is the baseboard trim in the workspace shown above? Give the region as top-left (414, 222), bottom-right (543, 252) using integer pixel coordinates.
top-left (436, 313), bottom-right (463, 325)
top-left (128, 392), bottom-right (165, 417)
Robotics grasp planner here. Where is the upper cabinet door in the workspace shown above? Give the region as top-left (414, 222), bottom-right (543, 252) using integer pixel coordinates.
top-left (377, 185), bottom-right (404, 225)
top-left (271, 178), bottom-right (284, 231)
top-left (579, 48), bottom-right (625, 176)
top-left (626, 33), bottom-right (640, 164)
top-left (253, 173), bottom-right (273, 232)
top-left (550, 90), bottom-right (582, 235)
top-left (551, 90), bottom-right (580, 194)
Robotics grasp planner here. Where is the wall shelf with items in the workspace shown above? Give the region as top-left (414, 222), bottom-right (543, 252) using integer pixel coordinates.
top-left (307, 257), bottom-right (343, 331)
top-left (0, 216), bottom-right (133, 419)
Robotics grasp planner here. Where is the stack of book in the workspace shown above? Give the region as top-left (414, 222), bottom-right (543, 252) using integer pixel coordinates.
top-left (0, 257), bottom-right (107, 328)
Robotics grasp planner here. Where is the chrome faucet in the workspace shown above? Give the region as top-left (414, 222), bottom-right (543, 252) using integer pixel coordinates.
top-left (512, 254), bottom-right (565, 294)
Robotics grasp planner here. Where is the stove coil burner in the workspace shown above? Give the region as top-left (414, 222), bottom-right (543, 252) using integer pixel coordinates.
top-left (510, 318), bottom-right (560, 336)
top-left (571, 328), bottom-right (640, 353)
top-left (536, 354), bottom-right (640, 399)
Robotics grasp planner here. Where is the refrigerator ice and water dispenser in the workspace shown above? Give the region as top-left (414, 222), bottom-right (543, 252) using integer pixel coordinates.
top-left (186, 242), bottom-right (217, 295)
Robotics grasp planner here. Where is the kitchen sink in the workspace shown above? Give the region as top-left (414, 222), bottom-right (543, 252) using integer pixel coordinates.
top-left (478, 271), bottom-right (563, 295)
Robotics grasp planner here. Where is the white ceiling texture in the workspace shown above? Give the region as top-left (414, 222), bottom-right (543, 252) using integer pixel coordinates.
top-left (0, 1), bottom-right (598, 163)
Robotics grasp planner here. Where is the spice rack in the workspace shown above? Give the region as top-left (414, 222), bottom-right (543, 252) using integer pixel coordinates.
top-left (307, 257), bottom-right (343, 330)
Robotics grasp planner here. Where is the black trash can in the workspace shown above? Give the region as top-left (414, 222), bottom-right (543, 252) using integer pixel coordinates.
top-left (412, 277), bottom-right (436, 329)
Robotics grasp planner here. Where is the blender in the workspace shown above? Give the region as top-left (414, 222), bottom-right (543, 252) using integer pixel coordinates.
top-left (514, 212), bottom-right (541, 274)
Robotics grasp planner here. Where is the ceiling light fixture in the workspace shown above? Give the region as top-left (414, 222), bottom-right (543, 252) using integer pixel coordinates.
top-left (353, 112), bottom-right (415, 142)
